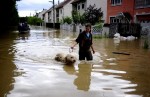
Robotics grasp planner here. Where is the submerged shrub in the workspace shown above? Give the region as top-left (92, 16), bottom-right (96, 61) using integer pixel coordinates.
top-left (143, 39), bottom-right (149, 49)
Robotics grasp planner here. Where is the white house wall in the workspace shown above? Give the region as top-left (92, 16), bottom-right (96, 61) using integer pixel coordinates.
top-left (64, 1), bottom-right (73, 18)
top-left (44, 13), bottom-right (48, 23)
top-left (77, 2), bottom-right (86, 15)
top-left (38, 9), bottom-right (47, 20)
top-left (48, 11), bottom-right (53, 23)
top-left (58, 0), bottom-right (73, 22)
top-left (59, 8), bottom-right (64, 21)
top-left (51, 9), bottom-right (56, 23)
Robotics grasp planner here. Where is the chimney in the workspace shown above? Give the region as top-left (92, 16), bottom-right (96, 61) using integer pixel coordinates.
top-left (58, 0), bottom-right (60, 4)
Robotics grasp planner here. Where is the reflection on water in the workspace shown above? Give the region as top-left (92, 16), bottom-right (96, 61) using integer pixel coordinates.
top-left (0, 26), bottom-right (150, 97)
top-left (17, 33), bottom-right (30, 40)
top-left (74, 63), bottom-right (92, 91)
top-left (0, 32), bottom-right (19, 97)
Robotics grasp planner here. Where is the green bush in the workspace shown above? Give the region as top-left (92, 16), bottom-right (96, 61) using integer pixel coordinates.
top-left (72, 10), bottom-right (80, 24)
top-left (27, 16), bottom-right (43, 25)
top-left (143, 39), bottom-right (149, 49)
top-left (72, 10), bottom-right (86, 24)
top-left (63, 17), bottom-right (72, 24)
top-left (94, 23), bottom-right (103, 29)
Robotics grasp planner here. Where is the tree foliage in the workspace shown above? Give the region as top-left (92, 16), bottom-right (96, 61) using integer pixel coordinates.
top-left (63, 16), bottom-right (72, 24)
top-left (72, 10), bottom-right (80, 24)
top-left (72, 10), bottom-right (85, 24)
top-left (27, 16), bottom-right (43, 25)
top-left (0, 0), bottom-right (20, 31)
top-left (83, 4), bottom-right (103, 25)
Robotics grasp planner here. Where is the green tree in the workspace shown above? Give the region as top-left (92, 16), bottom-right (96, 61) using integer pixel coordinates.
top-left (83, 4), bottom-right (103, 25)
top-left (80, 15), bottom-right (86, 25)
top-left (27, 16), bottom-right (43, 25)
top-left (72, 10), bottom-right (86, 24)
top-left (72, 10), bottom-right (80, 24)
top-left (1, 0), bottom-right (20, 31)
top-left (63, 16), bottom-right (72, 24)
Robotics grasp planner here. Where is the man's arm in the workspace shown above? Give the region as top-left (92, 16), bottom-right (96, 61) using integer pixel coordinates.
top-left (71, 33), bottom-right (82, 49)
top-left (91, 45), bottom-right (95, 54)
top-left (71, 41), bottom-right (78, 49)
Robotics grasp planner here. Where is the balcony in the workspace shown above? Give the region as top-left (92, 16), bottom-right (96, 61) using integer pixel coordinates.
top-left (135, 0), bottom-right (150, 8)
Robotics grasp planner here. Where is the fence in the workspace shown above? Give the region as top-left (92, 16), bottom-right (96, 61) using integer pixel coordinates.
top-left (141, 26), bottom-right (150, 36)
top-left (109, 23), bottom-right (141, 38)
top-left (46, 23), bottom-right (60, 29)
top-left (91, 25), bottom-right (103, 35)
top-left (60, 23), bottom-right (103, 34)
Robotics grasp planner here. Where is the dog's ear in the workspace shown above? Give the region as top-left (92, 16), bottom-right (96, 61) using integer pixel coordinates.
top-left (63, 57), bottom-right (67, 63)
top-left (55, 56), bottom-right (58, 61)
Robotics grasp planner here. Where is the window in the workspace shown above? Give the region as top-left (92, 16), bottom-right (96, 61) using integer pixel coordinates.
top-left (135, 0), bottom-right (150, 8)
top-left (60, 9), bottom-right (62, 14)
top-left (111, 0), bottom-right (122, 6)
top-left (78, 5), bottom-right (80, 10)
top-left (82, 4), bottom-right (84, 9)
top-left (48, 12), bottom-right (50, 20)
top-left (42, 14), bottom-right (45, 20)
top-left (110, 17), bottom-right (121, 23)
top-left (110, 17), bottom-right (116, 23)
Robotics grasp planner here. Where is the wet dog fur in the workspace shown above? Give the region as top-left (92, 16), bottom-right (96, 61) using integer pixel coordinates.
top-left (55, 53), bottom-right (76, 65)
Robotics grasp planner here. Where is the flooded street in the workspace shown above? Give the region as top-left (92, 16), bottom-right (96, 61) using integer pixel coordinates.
top-left (0, 26), bottom-right (150, 97)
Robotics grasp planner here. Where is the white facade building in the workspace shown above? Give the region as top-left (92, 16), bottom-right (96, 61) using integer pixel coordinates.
top-left (44, 7), bottom-right (56, 23)
top-left (37, 9), bottom-right (47, 21)
top-left (56, 0), bottom-right (73, 23)
top-left (71, 0), bottom-right (107, 23)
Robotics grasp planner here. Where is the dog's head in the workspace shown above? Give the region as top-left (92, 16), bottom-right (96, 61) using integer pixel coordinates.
top-left (55, 53), bottom-right (65, 62)
top-left (65, 54), bottom-right (76, 64)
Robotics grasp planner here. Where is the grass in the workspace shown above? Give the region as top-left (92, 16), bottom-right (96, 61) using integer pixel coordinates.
top-left (93, 34), bottom-right (103, 39)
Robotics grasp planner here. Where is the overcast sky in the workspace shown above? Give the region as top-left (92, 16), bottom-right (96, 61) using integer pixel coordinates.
top-left (17, 0), bottom-right (64, 17)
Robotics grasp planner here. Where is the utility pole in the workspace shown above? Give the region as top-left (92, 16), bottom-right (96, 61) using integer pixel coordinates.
top-left (53, 0), bottom-right (55, 28)
top-left (49, 0), bottom-right (55, 28)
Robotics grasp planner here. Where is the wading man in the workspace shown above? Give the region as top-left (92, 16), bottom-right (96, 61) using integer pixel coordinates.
top-left (71, 23), bottom-right (95, 61)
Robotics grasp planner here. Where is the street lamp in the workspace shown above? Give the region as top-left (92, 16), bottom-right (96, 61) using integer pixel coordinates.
top-left (49, 0), bottom-right (55, 28)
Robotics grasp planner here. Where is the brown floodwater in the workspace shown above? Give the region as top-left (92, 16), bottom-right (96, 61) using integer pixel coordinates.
top-left (0, 26), bottom-right (150, 97)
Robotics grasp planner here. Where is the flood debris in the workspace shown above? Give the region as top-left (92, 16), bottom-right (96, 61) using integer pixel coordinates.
top-left (112, 52), bottom-right (130, 55)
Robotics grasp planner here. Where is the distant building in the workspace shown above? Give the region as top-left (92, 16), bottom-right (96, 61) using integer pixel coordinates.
top-left (134, 0), bottom-right (150, 27)
top-left (43, 6), bottom-right (56, 23)
top-left (55, 0), bottom-right (73, 23)
top-left (71, 0), bottom-right (107, 23)
top-left (107, 0), bottom-right (150, 27)
top-left (37, 9), bottom-right (47, 21)
top-left (71, 0), bottom-right (86, 15)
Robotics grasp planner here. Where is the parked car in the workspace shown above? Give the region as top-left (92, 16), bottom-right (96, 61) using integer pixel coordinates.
top-left (18, 22), bottom-right (30, 33)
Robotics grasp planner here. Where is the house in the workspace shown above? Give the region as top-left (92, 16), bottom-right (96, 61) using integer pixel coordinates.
top-left (55, 0), bottom-right (73, 23)
top-left (71, 0), bottom-right (107, 23)
top-left (71, 0), bottom-right (86, 15)
top-left (107, 0), bottom-right (150, 26)
top-left (37, 9), bottom-right (48, 21)
top-left (43, 6), bottom-right (56, 23)
top-left (107, 0), bottom-right (150, 37)
top-left (134, 0), bottom-right (150, 28)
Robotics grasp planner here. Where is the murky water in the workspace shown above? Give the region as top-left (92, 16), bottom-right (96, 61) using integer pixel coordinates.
top-left (0, 26), bottom-right (150, 97)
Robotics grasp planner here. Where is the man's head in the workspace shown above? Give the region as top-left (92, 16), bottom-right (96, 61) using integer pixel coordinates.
top-left (85, 23), bottom-right (91, 32)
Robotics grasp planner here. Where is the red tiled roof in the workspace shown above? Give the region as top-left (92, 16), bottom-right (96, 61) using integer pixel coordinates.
top-left (56, 0), bottom-right (72, 9)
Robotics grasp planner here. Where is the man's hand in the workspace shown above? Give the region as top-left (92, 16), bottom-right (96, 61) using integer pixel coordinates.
top-left (93, 50), bottom-right (95, 54)
top-left (71, 46), bottom-right (74, 49)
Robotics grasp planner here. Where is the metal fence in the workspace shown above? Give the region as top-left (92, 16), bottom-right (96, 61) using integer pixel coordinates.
top-left (109, 23), bottom-right (141, 38)
top-left (92, 25), bottom-right (103, 34)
